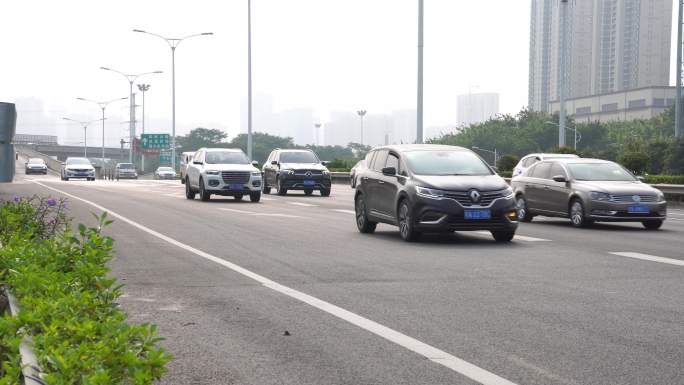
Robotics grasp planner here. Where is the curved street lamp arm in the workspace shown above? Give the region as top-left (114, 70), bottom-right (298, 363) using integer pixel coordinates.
top-left (133, 29), bottom-right (174, 48)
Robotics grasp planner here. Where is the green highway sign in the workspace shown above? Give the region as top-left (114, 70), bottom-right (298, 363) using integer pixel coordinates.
top-left (159, 149), bottom-right (172, 164)
top-left (141, 133), bottom-right (170, 149)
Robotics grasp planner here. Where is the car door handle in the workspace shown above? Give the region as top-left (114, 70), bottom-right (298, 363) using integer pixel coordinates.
top-left (378, 180), bottom-right (385, 184)
top-left (544, 186), bottom-right (551, 190)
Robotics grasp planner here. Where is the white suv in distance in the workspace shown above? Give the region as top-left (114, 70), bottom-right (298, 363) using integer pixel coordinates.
top-left (61, 157), bottom-right (96, 181)
top-left (513, 153), bottom-right (579, 177)
top-left (185, 148), bottom-right (262, 202)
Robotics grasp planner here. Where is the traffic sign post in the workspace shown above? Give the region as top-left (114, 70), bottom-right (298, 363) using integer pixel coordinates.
top-left (141, 133), bottom-right (170, 150)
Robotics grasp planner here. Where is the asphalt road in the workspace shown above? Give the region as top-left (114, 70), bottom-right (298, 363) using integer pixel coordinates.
top-left (2, 160), bottom-right (683, 385)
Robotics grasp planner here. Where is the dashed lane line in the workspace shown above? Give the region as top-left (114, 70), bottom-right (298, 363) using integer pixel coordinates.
top-left (474, 231), bottom-right (551, 242)
top-left (287, 202), bottom-right (318, 207)
top-left (32, 180), bottom-right (518, 385)
top-left (609, 252), bottom-right (684, 267)
top-left (219, 208), bottom-right (303, 219)
top-left (332, 209), bottom-right (356, 215)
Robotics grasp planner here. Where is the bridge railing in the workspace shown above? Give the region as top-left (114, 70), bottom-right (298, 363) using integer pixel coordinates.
top-left (15, 144), bottom-right (63, 174)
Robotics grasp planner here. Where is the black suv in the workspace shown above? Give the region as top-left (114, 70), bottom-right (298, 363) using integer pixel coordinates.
top-left (354, 144), bottom-right (518, 242)
top-left (262, 149), bottom-right (332, 196)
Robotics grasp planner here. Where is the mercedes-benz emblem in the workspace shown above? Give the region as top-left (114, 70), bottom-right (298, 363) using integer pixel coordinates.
top-left (632, 195), bottom-right (641, 202)
top-left (469, 189), bottom-right (481, 203)
top-left (305, 171), bottom-right (312, 177)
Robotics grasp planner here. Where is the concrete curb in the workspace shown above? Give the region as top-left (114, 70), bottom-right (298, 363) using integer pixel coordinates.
top-left (5, 289), bottom-right (46, 385)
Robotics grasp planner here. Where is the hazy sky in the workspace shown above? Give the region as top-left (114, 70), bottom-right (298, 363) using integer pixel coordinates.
top-left (0, 0), bottom-right (678, 145)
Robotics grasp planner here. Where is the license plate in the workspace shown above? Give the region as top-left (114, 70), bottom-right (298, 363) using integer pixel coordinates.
top-left (303, 180), bottom-right (315, 186)
top-left (230, 183), bottom-right (243, 190)
top-left (464, 209), bottom-right (491, 220)
top-left (627, 205), bottom-right (649, 214)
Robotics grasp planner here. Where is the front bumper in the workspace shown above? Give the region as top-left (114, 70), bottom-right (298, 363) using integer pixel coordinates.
top-left (157, 174), bottom-right (177, 179)
top-left (587, 201), bottom-right (667, 222)
top-left (412, 194), bottom-right (519, 232)
top-left (279, 175), bottom-right (332, 190)
top-left (117, 173), bottom-right (138, 179)
top-left (65, 170), bottom-right (95, 178)
top-left (26, 167), bottom-right (47, 174)
top-left (204, 174), bottom-right (262, 195)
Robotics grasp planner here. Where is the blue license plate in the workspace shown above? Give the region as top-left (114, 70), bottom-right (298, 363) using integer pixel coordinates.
top-left (303, 180), bottom-right (315, 186)
top-left (464, 209), bottom-right (491, 220)
top-left (230, 183), bottom-right (243, 190)
top-left (627, 205), bottom-right (649, 214)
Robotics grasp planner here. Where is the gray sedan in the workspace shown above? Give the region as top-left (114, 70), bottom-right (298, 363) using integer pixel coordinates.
top-left (511, 158), bottom-right (667, 229)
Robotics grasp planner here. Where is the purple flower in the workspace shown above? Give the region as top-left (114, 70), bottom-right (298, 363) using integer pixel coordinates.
top-left (13, 196), bottom-right (20, 203)
top-left (47, 198), bottom-right (56, 207)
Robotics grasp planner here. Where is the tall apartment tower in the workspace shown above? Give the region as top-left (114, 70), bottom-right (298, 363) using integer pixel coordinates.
top-left (529, 0), bottom-right (672, 112)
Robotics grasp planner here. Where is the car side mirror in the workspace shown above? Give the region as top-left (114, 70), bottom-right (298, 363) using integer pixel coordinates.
top-left (321, 161), bottom-right (330, 166)
top-left (636, 176), bottom-right (645, 182)
top-left (271, 160), bottom-right (278, 165)
top-left (251, 160), bottom-right (259, 167)
top-left (381, 166), bottom-right (396, 176)
top-left (552, 175), bottom-right (567, 183)
top-left (193, 160), bottom-right (203, 165)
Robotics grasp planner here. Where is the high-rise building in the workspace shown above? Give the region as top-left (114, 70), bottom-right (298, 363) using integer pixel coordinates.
top-left (529, 0), bottom-right (672, 113)
top-left (457, 93), bottom-right (499, 126)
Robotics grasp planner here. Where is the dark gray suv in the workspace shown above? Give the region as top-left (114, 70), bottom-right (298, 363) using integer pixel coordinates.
top-left (354, 144), bottom-right (518, 242)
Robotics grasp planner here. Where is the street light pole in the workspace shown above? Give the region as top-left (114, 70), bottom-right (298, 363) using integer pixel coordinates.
top-left (472, 146), bottom-right (498, 168)
top-left (545, 121), bottom-right (581, 150)
top-left (247, 0), bottom-right (253, 161)
top-left (417, 0), bottom-right (424, 144)
top-left (137, 84), bottom-right (151, 173)
top-left (133, 29), bottom-right (214, 169)
top-left (62, 117), bottom-right (105, 158)
top-left (100, 67), bottom-right (162, 165)
top-left (558, 0), bottom-right (568, 147)
top-left (314, 123), bottom-right (322, 145)
top-left (356, 110), bottom-right (367, 144)
top-left (76, 97), bottom-right (127, 168)
top-left (676, 0), bottom-right (683, 137)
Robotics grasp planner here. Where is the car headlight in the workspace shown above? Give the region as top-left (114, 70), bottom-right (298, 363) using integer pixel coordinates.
top-left (415, 186), bottom-right (447, 199)
top-left (251, 171), bottom-right (261, 177)
top-left (590, 191), bottom-right (611, 201)
top-left (657, 192), bottom-right (666, 202)
top-left (322, 170), bottom-right (330, 176)
top-left (205, 170), bottom-right (220, 175)
top-left (503, 187), bottom-right (514, 199)
top-left (282, 169), bottom-right (295, 175)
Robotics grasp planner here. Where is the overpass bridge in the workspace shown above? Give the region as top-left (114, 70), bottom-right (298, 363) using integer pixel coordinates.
top-left (17, 143), bottom-right (127, 161)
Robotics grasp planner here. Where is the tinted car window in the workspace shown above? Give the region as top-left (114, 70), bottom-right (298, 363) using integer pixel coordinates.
top-left (524, 157), bottom-right (539, 167)
top-left (385, 153), bottom-right (399, 172)
top-left (549, 163), bottom-right (567, 178)
top-left (530, 162), bottom-right (551, 179)
top-left (372, 150), bottom-right (389, 172)
top-left (66, 158), bottom-right (91, 165)
top-left (280, 151), bottom-right (319, 163)
top-left (404, 150), bottom-right (492, 176)
top-left (205, 151), bottom-right (249, 164)
top-left (566, 163), bottom-right (636, 181)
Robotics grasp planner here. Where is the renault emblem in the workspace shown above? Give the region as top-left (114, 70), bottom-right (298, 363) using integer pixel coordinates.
top-left (469, 190), bottom-right (481, 203)
top-left (305, 171), bottom-right (312, 177)
top-left (632, 195), bottom-right (641, 202)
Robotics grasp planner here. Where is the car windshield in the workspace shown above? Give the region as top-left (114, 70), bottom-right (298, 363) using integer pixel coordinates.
top-left (280, 152), bottom-right (319, 163)
top-left (404, 150), bottom-right (493, 176)
top-left (158, 167), bottom-right (174, 172)
top-left (118, 163), bottom-right (134, 169)
top-left (205, 151), bottom-right (249, 164)
top-left (67, 158), bottom-right (91, 165)
top-left (566, 163), bottom-right (636, 181)
top-left (28, 158), bottom-right (44, 164)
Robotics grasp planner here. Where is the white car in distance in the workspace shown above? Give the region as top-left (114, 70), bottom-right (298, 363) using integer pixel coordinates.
top-left (61, 157), bottom-right (96, 181)
top-left (185, 148), bottom-right (262, 202)
top-left (513, 153), bottom-right (579, 177)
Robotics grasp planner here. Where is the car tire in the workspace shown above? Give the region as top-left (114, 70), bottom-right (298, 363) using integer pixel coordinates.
top-left (642, 220), bottom-right (663, 230)
top-left (234, 194), bottom-right (243, 201)
top-left (320, 188), bottom-right (331, 197)
top-left (569, 199), bottom-right (592, 228)
top-left (262, 179), bottom-right (271, 194)
top-left (250, 192), bottom-right (261, 203)
top-left (276, 177), bottom-right (287, 196)
top-left (64, 177), bottom-right (69, 181)
top-left (397, 199), bottom-right (421, 242)
top-left (304, 189), bottom-right (313, 196)
top-left (355, 194), bottom-right (377, 234)
top-left (181, 177), bottom-right (185, 184)
top-left (185, 178), bottom-right (196, 199)
top-left (199, 179), bottom-right (211, 201)
top-left (516, 195), bottom-right (533, 222)
top-left (491, 230), bottom-right (515, 242)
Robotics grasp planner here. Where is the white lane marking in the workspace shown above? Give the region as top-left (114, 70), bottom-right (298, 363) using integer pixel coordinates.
top-left (609, 252), bottom-right (684, 267)
top-left (32, 180), bottom-right (517, 385)
top-left (332, 209), bottom-right (356, 215)
top-left (287, 202), bottom-right (318, 207)
top-left (219, 208), bottom-right (256, 214)
top-left (668, 218), bottom-right (684, 221)
top-left (474, 231), bottom-right (551, 242)
top-left (260, 197), bottom-right (276, 201)
top-left (252, 213), bottom-right (303, 218)
top-left (669, 212), bottom-right (684, 216)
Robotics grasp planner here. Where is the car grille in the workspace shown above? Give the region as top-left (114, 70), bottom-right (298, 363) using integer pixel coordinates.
top-left (221, 171), bottom-right (250, 184)
top-left (444, 190), bottom-right (506, 207)
top-left (294, 170), bottom-right (323, 176)
top-left (71, 169), bottom-right (91, 173)
top-left (610, 194), bottom-right (657, 203)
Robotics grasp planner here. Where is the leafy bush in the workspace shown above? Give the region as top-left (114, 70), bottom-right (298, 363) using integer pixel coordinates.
top-left (0, 197), bottom-right (171, 384)
top-left (643, 175), bottom-right (684, 185)
top-left (619, 151), bottom-right (649, 174)
top-left (496, 155), bottom-right (519, 172)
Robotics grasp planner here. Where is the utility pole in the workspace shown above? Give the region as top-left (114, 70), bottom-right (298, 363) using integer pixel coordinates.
top-left (417, 0), bottom-right (424, 144)
top-left (357, 110), bottom-right (367, 144)
top-left (676, 0), bottom-right (683, 137)
top-left (138, 84), bottom-right (150, 172)
top-left (247, 0), bottom-right (253, 160)
top-left (558, 0), bottom-right (568, 147)
top-left (314, 123), bottom-right (322, 145)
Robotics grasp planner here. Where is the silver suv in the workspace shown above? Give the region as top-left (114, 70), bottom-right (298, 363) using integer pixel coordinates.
top-left (185, 148), bottom-right (262, 202)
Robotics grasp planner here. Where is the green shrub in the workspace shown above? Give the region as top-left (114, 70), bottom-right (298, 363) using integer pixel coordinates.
top-left (618, 151), bottom-right (649, 174)
top-left (497, 155), bottom-right (519, 172)
top-left (642, 175), bottom-right (684, 185)
top-left (0, 197), bottom-right (171, 384)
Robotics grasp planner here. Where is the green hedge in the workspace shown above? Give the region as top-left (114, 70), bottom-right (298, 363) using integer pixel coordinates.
top-left (642, 175), bottom-right (684, 185)
top-left (0, 197), bottom-right (171, 384)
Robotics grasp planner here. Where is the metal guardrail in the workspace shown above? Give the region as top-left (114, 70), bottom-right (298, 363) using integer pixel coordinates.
top-left (15, 145), bottom-right (63, 174)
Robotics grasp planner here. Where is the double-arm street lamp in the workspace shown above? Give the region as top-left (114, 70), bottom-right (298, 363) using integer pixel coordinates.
top-left (133, 29), bottom-right (213, 170)
top-left (472, 146), bottom-right (498, 169)
top-left (76, 97), bottom-right (128, 166)
top-left (62, 117), bottom-right (105, 157)
top-left (100, 67), bottom-right (162, 163)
